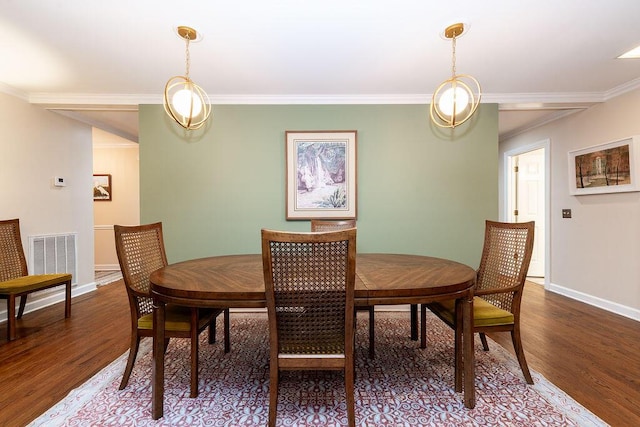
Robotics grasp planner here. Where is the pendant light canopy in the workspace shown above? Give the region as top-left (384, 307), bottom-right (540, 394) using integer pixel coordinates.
top-left (164, 26), bottom-right (211, 130)
top-left (430, 23), bottom-right (482, 129)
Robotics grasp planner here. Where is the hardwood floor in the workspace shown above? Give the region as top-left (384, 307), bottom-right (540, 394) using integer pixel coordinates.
top-left (487, 282), bottom-right (640, 426)
top-left (0, 282), bottom-right (131, 427)
top-left (0, 280), bottom-right (638, 426)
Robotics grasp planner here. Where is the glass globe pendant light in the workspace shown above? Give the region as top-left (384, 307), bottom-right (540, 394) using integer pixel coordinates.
top-left (430, 23), bottom-right (482, 128)
top-left (163, 26), bottom-right (211, 130)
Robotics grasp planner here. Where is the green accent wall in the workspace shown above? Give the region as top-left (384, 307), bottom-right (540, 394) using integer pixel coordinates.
top-left (139, 104), bottom-right (498, 267)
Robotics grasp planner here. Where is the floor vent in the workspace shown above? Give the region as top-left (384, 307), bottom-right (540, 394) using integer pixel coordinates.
top-left (29, 233), bottom-right (78, 285)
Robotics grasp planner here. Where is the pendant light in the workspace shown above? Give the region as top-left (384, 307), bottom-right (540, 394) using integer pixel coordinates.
top-left (164, 26), bottom-right (211, 130)
top-left (430, 23), bottom-right (482, 128)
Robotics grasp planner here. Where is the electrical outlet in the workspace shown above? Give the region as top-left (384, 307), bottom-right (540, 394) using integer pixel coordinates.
top-left (562, 209), bottom-right (571, 218)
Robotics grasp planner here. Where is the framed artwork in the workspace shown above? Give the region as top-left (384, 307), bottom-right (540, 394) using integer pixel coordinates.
top-left (568, 136), bottom-right (640, 195)
top-left (286, 130), bottom-right (357, 219)
top-left (93, 174), bottom-right (112, 201)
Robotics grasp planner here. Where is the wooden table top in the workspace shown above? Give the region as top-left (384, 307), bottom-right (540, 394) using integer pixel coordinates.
top-left (150, 253), bottom-right (476, 307)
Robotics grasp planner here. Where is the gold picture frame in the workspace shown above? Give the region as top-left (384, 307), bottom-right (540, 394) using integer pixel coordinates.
top-left (286, 130), bottom-right (357, 220)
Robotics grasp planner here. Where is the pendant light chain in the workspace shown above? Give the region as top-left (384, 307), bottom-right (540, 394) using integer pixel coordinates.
top-left (184, 35), bottom-right (191, 80)
top-left (451, 35), bottom-right (457, 79)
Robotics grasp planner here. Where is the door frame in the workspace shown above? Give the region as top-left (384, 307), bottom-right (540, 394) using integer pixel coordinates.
top-left (503, 139), bottom-right (551, 289)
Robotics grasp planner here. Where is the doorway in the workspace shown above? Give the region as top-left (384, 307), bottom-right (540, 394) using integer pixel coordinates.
top-left (504, 140), bottom-right (550, 286)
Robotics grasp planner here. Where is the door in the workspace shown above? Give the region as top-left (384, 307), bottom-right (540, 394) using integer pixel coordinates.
top-left (509, 148), bottom-right (545, 277)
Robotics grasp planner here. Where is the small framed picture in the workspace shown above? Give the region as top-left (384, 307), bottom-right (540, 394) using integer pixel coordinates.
top-left (568, 136), bottom-right (640, 195)
top-left (93, 174), bottom-right (112, 201)
top-left (286, 130), bottom-right (357, 220)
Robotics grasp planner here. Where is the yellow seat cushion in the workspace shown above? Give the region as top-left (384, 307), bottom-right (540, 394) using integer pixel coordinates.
top-left (138, 305), bottom-right (215, 332)
top-left (430, 296), bottom-right (514, 327)
top-left (0, 274), bottom-right (72, 294)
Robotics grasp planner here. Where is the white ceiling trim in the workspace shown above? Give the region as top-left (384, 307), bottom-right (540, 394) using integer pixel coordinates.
top-left (604, 76), bottom-right (640, 101)
top-left (24, 90), bottom-right (619, 108)
top-left (10, 76), bottom-right (640, 110)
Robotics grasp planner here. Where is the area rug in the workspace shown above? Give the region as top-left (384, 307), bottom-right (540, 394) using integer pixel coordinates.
top-left (30, 312), bottom-right (607, 426)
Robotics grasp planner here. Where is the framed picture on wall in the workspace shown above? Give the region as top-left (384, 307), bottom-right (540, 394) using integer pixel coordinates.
top-left (568, 135), bottom-right (640, 195)
top-left (93, 174), bottom-right (112, 201)
top-left (286, 130), bottom-right (357, 219)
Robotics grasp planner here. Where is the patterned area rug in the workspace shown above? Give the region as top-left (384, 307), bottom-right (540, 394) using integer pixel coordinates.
top-left (30, 312), bottom-right (606, 426)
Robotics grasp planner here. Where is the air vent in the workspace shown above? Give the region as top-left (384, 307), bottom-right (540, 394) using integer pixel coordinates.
top-left (29, 233), bottom-right (77, 284)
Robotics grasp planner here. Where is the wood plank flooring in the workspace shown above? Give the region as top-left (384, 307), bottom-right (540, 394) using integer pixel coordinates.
top-left (0, 280), bottom-right (638, 426)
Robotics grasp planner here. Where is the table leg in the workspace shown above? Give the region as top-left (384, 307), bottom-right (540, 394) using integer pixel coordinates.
top-left (454, 299), bottom-right (463, 392)
top-left (462, 294), bottom-right (475, 409)
top-left (152, 300), bottom-right (166, 419)
top-left (410, 304), bottom-right (418, 340)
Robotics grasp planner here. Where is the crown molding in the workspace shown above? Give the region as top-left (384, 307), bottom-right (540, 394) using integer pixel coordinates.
top-left (16, 80), bottom-right (640, 109)
top-left (604, 76), bottom-right (640, 101)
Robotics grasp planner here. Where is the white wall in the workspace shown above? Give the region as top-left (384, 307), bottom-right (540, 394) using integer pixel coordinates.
top-left (500, 88), bottom-right (640, 320)
top-left (0, 92), bottom-right (96, 321)
top-left (93, 128), bottom-right (140, 270)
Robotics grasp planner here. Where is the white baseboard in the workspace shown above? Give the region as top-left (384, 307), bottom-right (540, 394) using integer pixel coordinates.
top-left (0, 282), bottom-right (97, 323)
top-left (548, 282), bottom-right (640, 322)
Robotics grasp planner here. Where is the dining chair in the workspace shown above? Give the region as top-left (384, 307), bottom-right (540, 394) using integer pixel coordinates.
top-left (114, 222), bottom-right (230, 397)
top-left (261, 228), bottom-right (357, 427)
top-left (310, 219), bottom-right (377, 359)
top-left (422, 220), bottom-right (535, 384)
top-left (0, 218), bottom-right (72, 341)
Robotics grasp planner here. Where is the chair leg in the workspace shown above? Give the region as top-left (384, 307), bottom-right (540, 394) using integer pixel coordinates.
top-left (511, 328), bottom-right (534, 384)
top-left (420, 304), bottom-right (427, 349)
top-left (119, 335), bottom-right (141, 390)
top-left (368, 306), bottom-right (375, 359)
top-left (223, 308), bottom-right (230, 353)
top-left (64, 280), bottom-right (72, 318)
top-left (268, 367), bottom-right (279, 427)
top-left (7, 295), bottom-right (17, 341)
top-left (17, 294), bottom-right (27, 319)
top-left (479, 332), bottom-right (490, 351)
top-left (345, 365), bottom-right (356, 427)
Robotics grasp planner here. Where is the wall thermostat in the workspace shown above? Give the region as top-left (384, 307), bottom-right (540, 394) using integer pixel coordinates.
top-left (54, 176), bottom-right (66, 187)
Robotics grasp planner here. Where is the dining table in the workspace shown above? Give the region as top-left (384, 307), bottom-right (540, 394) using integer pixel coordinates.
top-left (150, 253), bottom-right (476, 419)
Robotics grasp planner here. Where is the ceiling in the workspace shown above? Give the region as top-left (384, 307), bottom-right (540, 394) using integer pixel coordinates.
top-left (2, 0), bottom-right (640, 142)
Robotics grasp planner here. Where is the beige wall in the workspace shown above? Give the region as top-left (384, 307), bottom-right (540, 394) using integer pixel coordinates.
top-left (0, 92), bottom-right (95, 320)
top-left (92, 128), bottom-right (140, 270)
top-left (500, 87), bottom-right (640, 320)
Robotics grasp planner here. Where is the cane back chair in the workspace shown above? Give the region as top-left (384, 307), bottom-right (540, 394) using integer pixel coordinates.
top-left (423, 220), bottom-right (535, 384)
top-left (310, 219), bottom-right (376, 359)
top-left (0, 218), bottom-right (72, 341)
top-left (262, 228), bottom-right (357, 427)
top-left (114, 222), bottom-right (230, 397)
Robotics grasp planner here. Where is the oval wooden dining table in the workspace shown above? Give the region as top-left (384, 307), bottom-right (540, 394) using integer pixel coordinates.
top-left (150, 253), bottom-right (476, 419)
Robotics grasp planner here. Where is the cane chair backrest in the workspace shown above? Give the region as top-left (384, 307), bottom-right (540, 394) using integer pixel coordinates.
top-left (114, 223), bottom-right (168, 319)
top-left (0, 219), bottom-right (29, 281)
top-left (476, 220), bottom-right (535, 313)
